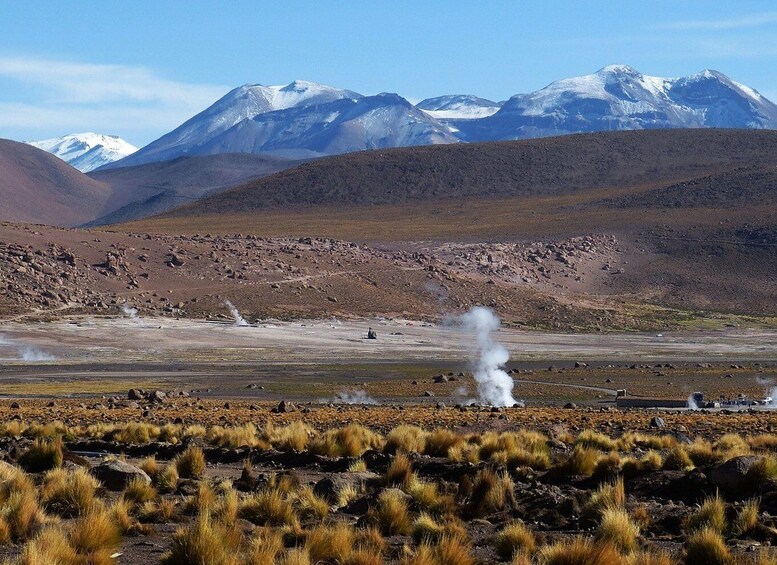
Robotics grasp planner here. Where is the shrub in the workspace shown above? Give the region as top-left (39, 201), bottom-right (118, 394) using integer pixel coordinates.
top-left (596, 507), bottom-right (640, 552)
top-left (69, 507), bottom-right (122, 556)
top-left (156, 464), bottom-right (179, 492)
top-left (123, 477), bottom-right (158, 504)
top-left (538, 537), bottom-right (620, 565)
top-left (240, 490), bottom-right (299, 529)
top-left (435, 534), bottom-right (475, 565)
top-left (385, 425), bottom-right (427, 454)
top-left (41, 467), bottom-right (99, 517)
top-left (162, 514), bottom-right (242, 565)
top-left (386, 452), bottom-right (415, 489)
top-left (564, 446), bottom-right (600, 476)
top-left (18, 438), bottom-right (63, 472)
top-left (412, 513), bottom-right (446, 544)
top-left (576, 430), bottom-right (618, 451)
top-left (685, 493), bottom-right (726, 534)
top-left (409, 480), bottom-right (455, 516)
top-left (733, 498), bottom-right (760, 536)
top-left (175, 446), bottom-right (206, 479)
top-left (291, 485), bottom-right (329, 520)
top-left (245, 527), bottom-right (284, 565)
top-left (582, 477), bottom-right (625, 523)
top-left (264, 421), bottom-right (314, 452)
top-left (494, 521), bottom-right (536, 560)
top-left (139, 456), bottom-right (161, 480)
top-left (424, 429), bottom-right (463, 458)
top-left (662, 447), bottom-right (693, 471)
top-left (371, 489), bottom-right (411, 535)
top-left (309, 424), bottom-right (383, 457)
top-left (6, 490), bottom-right (44, 541)
top-left (684, 527), bottom-right (730, 565)
top-left (304, 523), bottom-right (356, 563)
top-left (746, 455), bottom-right (777, 487)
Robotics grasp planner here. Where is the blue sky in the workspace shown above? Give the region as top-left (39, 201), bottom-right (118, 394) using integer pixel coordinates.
top-left (2, 1), bottom-right (777, 146)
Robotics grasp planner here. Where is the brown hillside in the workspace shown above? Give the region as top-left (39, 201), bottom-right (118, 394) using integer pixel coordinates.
top-left (159, 129), bottom-right (777, 217)
top-left (0, 139), bottom-right (111, 226)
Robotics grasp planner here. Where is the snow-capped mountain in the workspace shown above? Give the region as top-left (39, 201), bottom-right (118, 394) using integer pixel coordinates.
top-left (416, 95), bottom-right (502, 120)
top-left (27, 133), bottom-right (137, 172)
top-left (106, 67), bottom-right (777, 169)
top-left (111, 81), bottom-right (365, 167)
top-left (454, 65), bottom-right (777, 141)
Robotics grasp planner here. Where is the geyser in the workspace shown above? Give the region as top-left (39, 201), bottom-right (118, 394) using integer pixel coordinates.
top-left (224, 300), bottom-right (250, 327)
top-left (459, 306), bottom-right (517, 407)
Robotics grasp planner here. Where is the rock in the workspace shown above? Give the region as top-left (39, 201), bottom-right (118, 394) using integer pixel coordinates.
top-left (649, 417), bottom-right (665, 429)
top-left (422, 391), bottom-right (434, 397)
top-left (711, 456), bottom-right (761, 494)
top-left (92, 459), bottom-right (151, 491)
top-left (147, 390), bottom-right (167, 404)
top-left (436, 402), bottom-right (446, 409)
top-left (127, 389), bottom-right (144, 400)
top-left (564, 402), bottom-right (577, 409)
top-left (277, 400), bottom-right (296, 413)
top-left (574, 362), bottom-right (588, 368)
top-left (433, 375), bottom-right (449, 383)
top-left (9, 402), bottom-right (20, 409)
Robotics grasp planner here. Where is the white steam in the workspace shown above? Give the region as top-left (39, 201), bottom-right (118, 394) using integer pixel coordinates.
top-left (331, 390), bottom-right (378, 405)
top-left (18, 347), bottom-right (56, 362)
top-left (459, 306), bottom-right (518, 407)
top-left (122, 304), bottom-right (138, 319)
top-left (686, 394), bottom-right (699, 410)
top-left (224, 300), bottom-right (250, 327)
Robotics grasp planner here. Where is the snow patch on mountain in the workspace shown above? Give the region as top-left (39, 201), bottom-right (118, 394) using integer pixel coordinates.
top-left (27, 133), bottom-right (137, 172)
top-left (417, 95), bottom-right (502, 120)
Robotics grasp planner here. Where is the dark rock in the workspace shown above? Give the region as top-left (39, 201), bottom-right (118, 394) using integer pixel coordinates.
top-left (92, 459), bottom-right (151, 491)
top-left (147, 390), bottom-right (167, 404)
top-left (433, 375), bottom-right (449, 383)
top-left (9, 402), bottom-right (20, 409)
top-left (127, 389), bottom-right (143, 400)
top-left (564, 402), bottom-right (577, 409)
top-left (711, 456), bottom-right (760, 494)
top-left (422, 391), bottom-right (434, 397)
top-left (649, 417), bottom-right (665, 429)
top-left (277, 400), bottom-right (296, 413)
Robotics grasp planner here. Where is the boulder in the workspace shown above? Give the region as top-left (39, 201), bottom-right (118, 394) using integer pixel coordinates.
top-left (649, 417), bottom-right (665, 429)
top-left (710, 456), bottom-right (761, 494)
top-left (277, 400), bottom-right (296, 413)
top-left (92, 459), bottom-right (151, 491)
top-left (147, 390), bottom-right (167, 404)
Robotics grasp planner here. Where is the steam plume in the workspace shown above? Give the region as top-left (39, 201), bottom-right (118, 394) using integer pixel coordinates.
top-left (224, 300), bottom-right (250, 326)
top-left (332, 390), bottom-right (378, 405)
top-left (18, 346), bottom-right (56, 362)
top-left (122, 304), bottom-right (138, 319)
top-left (686, 394), bottom-right (699, 410)
top-left (459, 306), bottom-right (517, 407)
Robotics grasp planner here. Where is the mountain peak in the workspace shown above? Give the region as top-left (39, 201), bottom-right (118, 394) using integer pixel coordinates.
top-left (27, 133), bottom-right (137, 172)
top-left (597, 64), bottom-right (640, 75)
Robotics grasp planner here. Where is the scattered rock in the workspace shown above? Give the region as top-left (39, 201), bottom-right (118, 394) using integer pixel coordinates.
top-left (711, 456), bottom-right (761, 494)
top-left (92, 460), bottom-right (151, 491)
top-left (649, 417), bottom-right (665, 429)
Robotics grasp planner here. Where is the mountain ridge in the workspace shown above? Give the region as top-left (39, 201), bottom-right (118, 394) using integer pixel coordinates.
top-left (27, 133), bottom-right (137, 172)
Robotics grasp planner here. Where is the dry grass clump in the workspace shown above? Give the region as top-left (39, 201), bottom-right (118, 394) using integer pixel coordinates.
top-left (494, 521), bottom-right (536, 560)
top-left (110, 422), bottom-right (161, 444)
top-left (139, 456), bottom-right (161, 480)
top-left (138, 498), bottom-right (177, 523)
top-left (245, 527), bottom-right (285, 565)
top-left (386, 452), bottom-right (416, 489)
top-left (424, 429), bottom-right (464, 458)
top-left (370, 488), bottom-right (411, 535)
top-left (408, 480), bottom-right (455, 516)
top-left (467, 469), bottom-right (515, 518)
top-left (156, 464), bottom-right (180, 492)
top-left (582, 477), bottom-right (625, 523)
top-left (403, 534), bottom-right (474, 565)
top-left (620, 432), bottom-right (675, 451)
top-left (596, 507), bottom-right (640, 552)
top-left (537, 536), bottom-right (620, 565)
top-left (303, 523), bottom-right (360, 563)
top-left (714, 434), bottom-right (751, 459)
top-left (67, 507), bottom-right (122, 564)
top-left (749, 434), bottom-right (777, 451)
top-left (162, 513), bottom-right (242, 565)
top-left (240, 489), bottom-right (300, 529)
top-left (310, 424), bottom-right (383, 457)
top-left (41, 467), bottom-right (99, 517)
top-left (686, 439), bottom-right (721, 466)
top-left (746, 455), bottom-right (777, 487)
top-left (174, 445), bottom-right (206, 479)
top-left (562, 446), bottom-right (601, 476)
top-left (263, 421), bottom-right (314, 452)
top-left (685, 492), bottom-right (726, 534)
top-left (122, 476), bottom-right (158, 505)
top-left (18, 437), bottom-right (63, 472)
top-left (684, 527), bottom-right (730, 565)
top-left (733, 498), bottom-right (760, 536)
top-left (662, 446), bottom-right (694, 471)
top-left (576, 430), bottom-right (618, 452)
top-left (182, 481), bottom-right (217, 516)
top-left (621, 451), bottom-right (663, 476)
top-left (207, 423), bottom-right (265, 449)
top-left (385, 425), bottom-right (427, 454)
top-left (291, 485), bottom-right (329, 520)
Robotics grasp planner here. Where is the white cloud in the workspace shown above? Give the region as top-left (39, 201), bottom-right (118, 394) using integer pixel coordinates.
top-left (0, 56), bottom-right (228, 144)
top-left (655, 12), bottom-right (777, 31)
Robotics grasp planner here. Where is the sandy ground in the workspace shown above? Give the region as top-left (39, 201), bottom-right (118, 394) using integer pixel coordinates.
top-left (2, 315), bottom-right (777, 365)
top-left (0, 316), bottom-right (775, 405)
